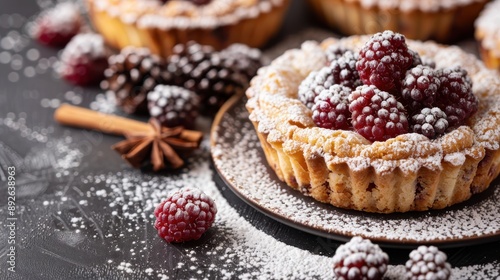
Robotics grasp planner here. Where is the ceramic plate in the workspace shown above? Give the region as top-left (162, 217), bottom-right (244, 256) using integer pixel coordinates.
top-left (210, 95), bottom-right (500, 248)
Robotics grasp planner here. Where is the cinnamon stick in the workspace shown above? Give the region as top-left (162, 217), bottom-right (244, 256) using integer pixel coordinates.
top-left (54, 104), bottom-right (203, 145)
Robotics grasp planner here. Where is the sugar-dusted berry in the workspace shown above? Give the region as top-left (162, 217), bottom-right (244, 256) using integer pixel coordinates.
top-left (402, 65), bottom-right (440, 114)
top-left (147, 85), bottom-right (200, 128)
top-left (410, 107), bottom-right (449, 139)
top-left (333, 236), bottom-right (389, 280)
top-left (435, 66), bottom-right (478, 127)
top-left (405, 246), bottom-right (452, 280)
top-left (349, 85), bottom-right (409, 142)
top-left (312, 85), bottom-right (351, 130)
top-left (154, 187), bottom-right (217, 243)
top-left (356, 30), bottom-right (413, 94)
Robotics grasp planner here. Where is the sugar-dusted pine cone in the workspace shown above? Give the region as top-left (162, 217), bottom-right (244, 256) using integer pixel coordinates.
top-left (101, 47), bottom-right (165, 114)
top-left (163, 41), bottom-right (261, 114)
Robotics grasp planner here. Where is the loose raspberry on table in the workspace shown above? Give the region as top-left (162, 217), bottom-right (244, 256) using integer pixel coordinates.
top-left (356, 30), bottom-right (413, 94)
top-left (332, 236), bottom-right (389, 280)
top-left (58, 33), bottom-right (108, 86)
top-left (405, 246), bottom-right (452, 280)
top-left (349, 85), bottom-right (409, 142)
top-left (330, 51), bottom-right (362, 90)
top-left (411, 107), bottom-right (449, 139)
top-left (402, 65), bottom-right (440, 114)
top-left (147, 85), bottom-right (200, 128)
top-left (435, 66), bottom-right (478, 127)
top-left (298, 66), bottom-right (335, 109)
top-left (31, 2), bottom-right (82, 47)
top-left (154, 187), bottom-right (217, 243)
top-left (312, 85), bottom-right (351, 130)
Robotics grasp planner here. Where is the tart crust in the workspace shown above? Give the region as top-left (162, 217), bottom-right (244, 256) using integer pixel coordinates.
top-left (246, 36), bottom-right (500, 213)
top-left (86, 0), bottom-right (289, 57)
top-left (475, 0), bottom-right (500, 70)
top-left (308, 0), bottom-right (488, 42)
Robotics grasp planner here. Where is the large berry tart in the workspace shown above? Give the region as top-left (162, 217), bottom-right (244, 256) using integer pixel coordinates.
top-left (86, 0), bottom-right (289, 57)
top-left (246, 31), bottom-right (500, 213)
top-left (307, 0), bottom-right (489, 42)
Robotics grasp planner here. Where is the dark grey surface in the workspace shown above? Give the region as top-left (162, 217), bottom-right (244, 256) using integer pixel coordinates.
top-left (0, 0), bottom-right (499, 279)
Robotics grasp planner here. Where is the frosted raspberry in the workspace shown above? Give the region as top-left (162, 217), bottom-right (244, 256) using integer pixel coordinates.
top-left (356, 30), bottom-right (413, 94)
top-left (298, 66), bottom-right (335, 109)
top-left (332, 236), bottom-right (389, 280)
top-left (58, 33), bottom-right (108, 86)
top-left (312, 85), bottom-right (351, 130)
top-left (435, 66), bottom-right (478, 127)
top-left (349, 85), bottom-right (409, 142)
top-left (402, 65), bottom-right (440, 114)
top-left (405, 246), bottom-right (452, 280)
top-left (31, 2), bottom-right (82, 47)
top-left (410, 107), bottom-right (449, 139)
top-left (154, 187), bottom-right (217, 243)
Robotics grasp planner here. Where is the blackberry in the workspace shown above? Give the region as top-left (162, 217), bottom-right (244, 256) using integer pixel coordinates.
top-left (411, 107), bottom-right (449, 139)
top-left (349, 85), bottom-right (409, 142)
top-left (101, 47), bottom-right (165, 114)
top-left (154, 187), bottom-right (217, 243)
top-left (330, 51), bottom-right (362, 90)
top-left (405, 246), bottom-right (452, 280)
top-left (435, 66), bottom-right (478, 127)
top-left (402, 65), bottom-right (440, 114)
top-left (163, 41), bottom-right (257, 114)
top-left (219, 43), bottom-right (264, 80)
top-left (58, 33), bottom-right (108, 86)
top-left (356, 30), bottom-right (413, 94)
top-left (332, 236), bottom-right (389, 280)
top-left (312, 85), bottom-right (351, 130)
top-left (147, 85), bottom-right (200, 128)
top-left (298, 66), bottom-right (335, 109)
top-left (325, 45), bottom-right (352, 64)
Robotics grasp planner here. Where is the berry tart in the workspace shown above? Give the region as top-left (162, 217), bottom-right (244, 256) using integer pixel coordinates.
top-left (86, 0), bottom-right (289, 57)
top-left (475, 0), bottom-right (500, 71)
top-left (246, 31), bottom-right (500, 213)
top-left (307, 0), bottom-right (489, 42)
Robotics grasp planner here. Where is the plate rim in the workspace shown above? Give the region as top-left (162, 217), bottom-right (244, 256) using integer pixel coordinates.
top-left (210, 95), bottom-right (500, 248)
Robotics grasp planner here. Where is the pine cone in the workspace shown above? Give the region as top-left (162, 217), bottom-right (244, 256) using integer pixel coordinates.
top-left (163, 41), bottom-right (263, 114)
top-left (101, 47), bottom-right (165, 114)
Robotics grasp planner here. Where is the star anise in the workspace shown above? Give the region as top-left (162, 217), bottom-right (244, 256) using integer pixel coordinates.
top-left (112, 118), bottom-right (202, 171)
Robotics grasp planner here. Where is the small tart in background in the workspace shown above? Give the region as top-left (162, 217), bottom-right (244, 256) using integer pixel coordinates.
top-left (307, 0), bottom-right (489, 43)
top-left (86, 0), bottom-right (290, 58)
top-left (475, 0), bottom-right (500, 70)
top-left (246, 35), bottom-right (500, 213)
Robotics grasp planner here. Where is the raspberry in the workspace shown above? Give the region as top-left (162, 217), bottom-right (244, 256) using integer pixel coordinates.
top-left (58, 33), bottom-right (108, 86)
top-left (332, 236), bottom-right (389, 280)
top-left (410, 49), bottom-right (436, 69)
top-left (154, 187), bottom-right (217, 243)
top-left (31, 2), bottom-right (82, 47)
top-left (330, 51), bottom-right (362, 90)
top-left (402, 65), bottom-right (440, 114)
top-left (411, 107), bottom-right (449, 139)
top-left (147, 85), bottom-right (200, 128)
top-left (435, 66), bottom-right (478, 127)
top-left (298, 66), bottom-right (335, 109)
top-left (312, 85), bottom-right (351, 130)
top-left (349, 85), bottom-right (409, 142)
top-left (356, 30), bottom-right (413, 94)
top-left (405, 246), bottom-right (452, 280)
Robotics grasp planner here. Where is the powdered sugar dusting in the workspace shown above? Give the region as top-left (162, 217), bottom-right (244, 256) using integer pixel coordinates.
top-left (212, 98), bottom-right (500, 243)
top-left (475, 0), bottom-right (500, 55)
